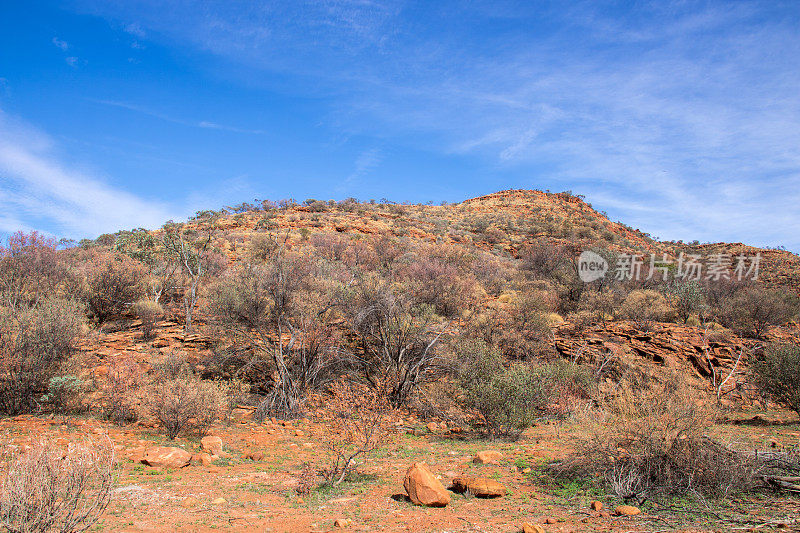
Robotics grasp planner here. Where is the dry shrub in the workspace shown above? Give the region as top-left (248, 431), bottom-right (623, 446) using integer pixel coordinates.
top-left (145, 376), bottom-right (226, 439)
top-left (0, 437), bottom-right (114, 533)
top-left (558, 379), bottom-right (764, 501)
top-left (578, 287), bottom-right (619, 323)
top-left (321, 379), bottom-right (391, 485)
top-left (719, 286), bottom-right (798, 338)
top-left (399, 250), bottom-right (477, 317)
top-left (0, 231), bottom-right (79, 309)
top-left (101, 354), bottom-right (145, 425)
top-left (85, 252), bottom-right (146, 323)
top-left (131, 300), bottom-right (163, 340)
top-left (295, 462), bottom-right (318, 496)
top-left (619, 289), bottom-right (675, 327)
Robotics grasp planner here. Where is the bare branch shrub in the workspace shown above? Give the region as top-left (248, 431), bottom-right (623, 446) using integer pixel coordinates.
top-left (398, 246), bottom-right (476, 317)
top-left (101, 354), bottom-right (144, 425)
top-left (0, 231), bottom-right (77, 310)
top-left (556, 379), bottom-right (764, 502)
top-left (0, 437), bottom-right (114, 533)
top-left (144, 376), bottom-right (226, 439)
top-left (720, 286), bottom-right (798, 338)
top-left (321, 379), bottom-right (391, 485)
top-left (341, 275), bottom-right (451, 407)
top-left (751, 343), bottom-right (800, 419)
top-left (210, 242), bottom-right (335, 419)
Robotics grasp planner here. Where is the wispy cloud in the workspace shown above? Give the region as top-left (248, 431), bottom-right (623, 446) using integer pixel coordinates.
top-left (341, 147), bottom-right (383, 188)
top-left (67, 0), bottom-right (800, 249)
top-left (0, 110), bottom-right (177, 238)
top-left (89, 98), bottom-right (265, 134)
top-left (51, 37), bottom-right (69, 51)
top-left (124, 22), bottom-right (145, 38)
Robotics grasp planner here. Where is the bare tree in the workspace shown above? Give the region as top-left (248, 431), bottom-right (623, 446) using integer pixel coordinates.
top-left (342, 276), bottom-right (451, 407)
top-left (163, 222), bottom-right (215, 332)
top-left (210, 237), bottom-right (334, 418)
top-left (114, 228), bottom-right (179, 305)
top-left (702, 326), bottom-right (750, 406)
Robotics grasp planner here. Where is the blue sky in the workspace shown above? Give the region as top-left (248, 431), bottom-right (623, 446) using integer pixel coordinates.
top-left (1, 1), bottom-right (799, 250)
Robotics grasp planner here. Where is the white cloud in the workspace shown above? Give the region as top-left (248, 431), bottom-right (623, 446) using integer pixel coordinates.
top-left (89, 99), bottom-right (264, 134)
top-left (124, 22), bottom-right (146, 38)
top-left (0, 110), bottom-right (177, 239)
top-left (51, 37), bottom-right (69, 51)
top-left (66, 1), bottom-right (800, 249)
top-left (341, 148), bottom-right (383, 187)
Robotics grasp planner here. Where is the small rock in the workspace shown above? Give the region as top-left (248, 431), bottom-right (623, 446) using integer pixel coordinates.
top-left (201, 436), bottom-right (223, 456)
top-left (246, 450), bottom-right (267, 461)
top-left (403, 462), bottom-right (451, 507)
top-left (450, 477), bottom-right (506, 498)
top-left (211, 497), bottom-right (226, 505)
top-left (192, 453), bottom-right (213, 467)
top-left (334, 518), bottom-right (352, 528)
top-left (590, 500), bottom-right (603, 511)
top-left (141, 447), bottom-right (191, 469)
top-left (522, 523), bottom-right (545, 533)
top-left (294, 429), bottom-right (304, 437)
top-left (614, 505), bottom-right (641, 516)
top-left (545, 517), bottom-right (557, 524)
top-left (426, 422), bottom-right (438, 432)
top-left (181, 496), bottom-right (198, 508)
top-left (473, 450), bottom-right (503, 464)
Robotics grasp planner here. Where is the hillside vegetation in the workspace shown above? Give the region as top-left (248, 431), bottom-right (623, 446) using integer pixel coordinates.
top-left (1, 189), bottom-right (799, 532)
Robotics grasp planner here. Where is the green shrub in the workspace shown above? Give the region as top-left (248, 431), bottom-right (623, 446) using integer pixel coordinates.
top-left (751, 344), bottom-right (800, 418)
top-left (0, 298), bottom-right (84, 415)
top-left (457, 345), bottom-right (547, 438)
top-left (668, 280), bottom-right (706, 323)
top-left (44, 375), bottom-right (85, 415)
top-left (457, 341), bottom-right (593, 438)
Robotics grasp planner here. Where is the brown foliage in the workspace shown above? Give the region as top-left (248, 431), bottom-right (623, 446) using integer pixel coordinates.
top-left (0, 231), bottom-right (78, 309)
top-left (101, 354), bottom-right (145, 425)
